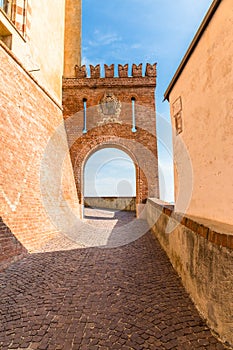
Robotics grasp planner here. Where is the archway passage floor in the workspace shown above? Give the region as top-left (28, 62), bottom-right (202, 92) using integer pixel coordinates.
top-left (0, 209), bottom-right (226, 349)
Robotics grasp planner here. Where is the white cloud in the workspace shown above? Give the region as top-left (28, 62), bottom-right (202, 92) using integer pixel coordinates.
top-left (131, 43), bottom-right (142, 49)
top-left (88, 31), bottom-right (122, 47)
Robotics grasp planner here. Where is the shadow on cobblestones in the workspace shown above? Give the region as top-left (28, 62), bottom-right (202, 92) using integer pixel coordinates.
top-left (82, 208), bottom-right (150, 249)
top-left (0, 211), bottom-right (227, 349)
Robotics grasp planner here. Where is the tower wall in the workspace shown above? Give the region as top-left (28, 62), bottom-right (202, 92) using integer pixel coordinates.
top-left (62, 63), bottom-right (159, 216)
top-left (64, 0), bottom-right (82, 77)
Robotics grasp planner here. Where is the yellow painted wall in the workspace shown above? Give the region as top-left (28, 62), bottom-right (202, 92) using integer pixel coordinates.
top-left (169, 0), bottom-right (233, 224)
top-left (0, 0), bottom-right (82, 101)
top-left (64, 0), bottom-right (82, 77)
top-left (28, 0), bottom-right (66, 101)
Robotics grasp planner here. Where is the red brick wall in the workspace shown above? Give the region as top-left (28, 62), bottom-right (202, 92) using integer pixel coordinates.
top-left (0, 44), bottom-right (79, 252)
top-left (63, 64), bottom-right (157, 135)
top-left (67, 124), bottom-right (156, 203)
top-left (62, 63), bottom-right (159, 214)
top-left (0, 217), bottom-right (27, 272)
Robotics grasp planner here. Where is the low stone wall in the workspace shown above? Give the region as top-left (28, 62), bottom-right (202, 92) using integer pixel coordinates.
top-left (147, 198), bottom-right (233, 348)
top-left (0, 217), bottom-right (28, 272)
top-left (84, 197), bottom-right (136, 211)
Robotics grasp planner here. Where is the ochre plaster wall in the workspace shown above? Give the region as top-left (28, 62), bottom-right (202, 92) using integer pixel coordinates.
top-left (0, 44), bottom-right (80, 252)
top-left (64, 0), bottom-right (82, 77)
top-left (0, 0), bottom-right (69, 101)
top-left (169, 0), bottom-right (233, 225)
top-left (28, 0), bottom-right (66, 101)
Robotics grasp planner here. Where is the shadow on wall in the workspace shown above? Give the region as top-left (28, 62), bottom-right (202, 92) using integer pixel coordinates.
top-left (0, 217), bottom-right (28, 272)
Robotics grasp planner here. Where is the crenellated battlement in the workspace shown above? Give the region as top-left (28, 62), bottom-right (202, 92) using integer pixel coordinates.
top-left (74, 63), bottom-right (157, 79)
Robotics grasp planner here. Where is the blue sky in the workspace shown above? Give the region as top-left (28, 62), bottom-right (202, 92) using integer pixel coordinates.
top-left (84, 149), bottom-right (136, 197)
top-left (82, 0), bottom-right (213, 201)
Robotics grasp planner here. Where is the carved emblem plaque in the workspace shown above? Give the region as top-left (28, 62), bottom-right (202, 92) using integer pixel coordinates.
top-left (98, 93), bottom-right (122, 125)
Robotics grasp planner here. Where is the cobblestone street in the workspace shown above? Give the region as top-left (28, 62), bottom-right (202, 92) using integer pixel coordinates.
top-left (0, 209), bottom-right (226, 349)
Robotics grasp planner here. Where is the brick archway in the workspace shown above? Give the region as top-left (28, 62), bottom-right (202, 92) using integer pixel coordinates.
top-left (68, 123), bottom-right (158, 217)
top-left (63, 63), bottom-right (159, 218)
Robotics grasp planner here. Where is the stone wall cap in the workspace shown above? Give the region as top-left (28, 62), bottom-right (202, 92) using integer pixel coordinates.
top-left (148, 198), bottom-right (174, 210)
top-left (147, 199), bottom-right (233, 249)
top-left (185, 215), bottom-right (233, 236)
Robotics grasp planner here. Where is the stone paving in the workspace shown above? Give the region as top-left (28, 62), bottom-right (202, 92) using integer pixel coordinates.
top-left (0, 209), bottom-right (227, 349)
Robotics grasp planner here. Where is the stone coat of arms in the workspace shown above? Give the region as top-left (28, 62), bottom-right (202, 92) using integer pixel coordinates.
top-left (98, 93), bottom-right (122, 125)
